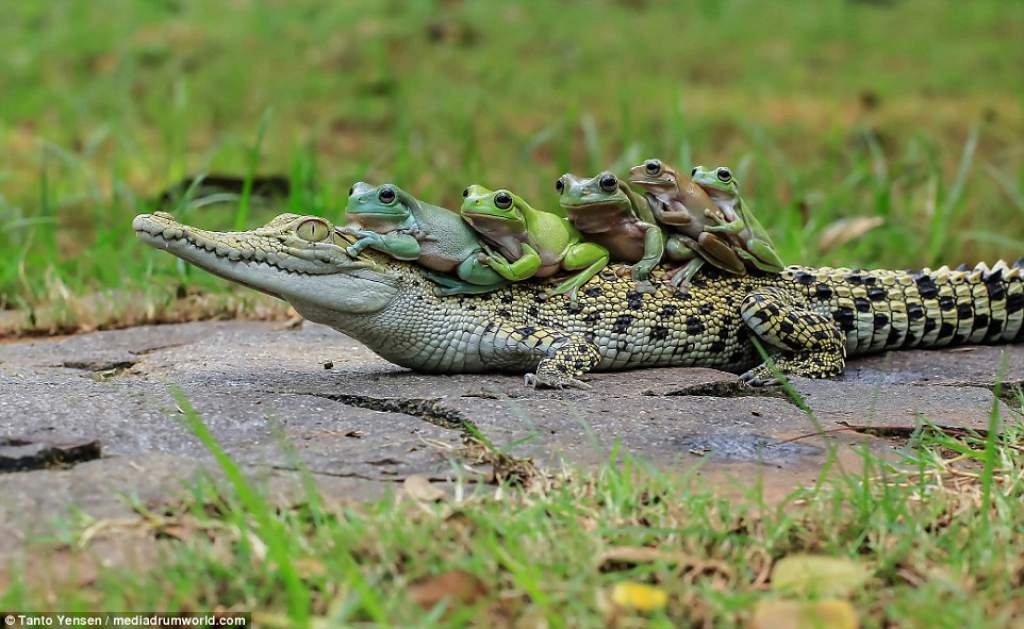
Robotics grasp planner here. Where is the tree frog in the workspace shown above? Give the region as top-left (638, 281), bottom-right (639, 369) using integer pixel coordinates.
top-left (628, 158), bottom-right (747, 286)
top-left (460, 184), bottom-right (609, 299)
top-left (690, 165), bottom-right (784, 273)
top-left (343, 182), bottom-right (505, 295)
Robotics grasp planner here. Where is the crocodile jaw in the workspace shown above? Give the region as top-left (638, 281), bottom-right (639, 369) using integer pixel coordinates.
top-left (133, 213), bottom-right (399, 315)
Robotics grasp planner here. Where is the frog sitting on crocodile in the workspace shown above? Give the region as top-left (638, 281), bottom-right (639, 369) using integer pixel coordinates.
top-left (628, 158), bottom-right (748, 287)
top-left (460, 184), bottom-right (610, 299)
top-left (555, 171), bottom-right (668, 292)
top-left (342, 181), bottom-right (505, 295)
top-left (691, 165), bottom-right (785, 273)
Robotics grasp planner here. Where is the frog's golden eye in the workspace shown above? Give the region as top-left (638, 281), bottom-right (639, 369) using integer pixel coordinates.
top-left (296, 218), bottom-right (331, 242)
top-left (378, 186), bottom-right (397, 204)
top-left (644, 159), bottom-right (662, 176)
top-left (716, 167), bottom-right (732, 183)
top-left (555, 177), bottom-right (566, 193)
top-left (599, 174), bottom-right (618, 193)
top-left (494, 191), bottom-right (514, 209)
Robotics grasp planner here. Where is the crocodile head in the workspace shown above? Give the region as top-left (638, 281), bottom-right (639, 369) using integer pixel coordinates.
top-left (133, 211), bottom-right (400, 314)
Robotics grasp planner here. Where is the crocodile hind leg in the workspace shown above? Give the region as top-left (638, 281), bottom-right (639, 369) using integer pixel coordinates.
top-left (738, 286), bottom-right (846, 386)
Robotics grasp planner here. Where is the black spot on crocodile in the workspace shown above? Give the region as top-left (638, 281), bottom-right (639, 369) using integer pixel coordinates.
top-left (985, 268), bottom-right (1003, 284)
top-left (907, 303), bottom-right (925, 319)
top-left (612, 315), bottom-right (633, 334)
top-left (886, 327), bottom-right (902, 346)
top-left (986, 280), bottom-right (1006, 301)
top-left (659, 304), bottom-right (679, 318)
top-left (626, 290), bottom-right (644, 310)
top-left (497, 309), bottom-right (511, 318)
top-left (1007, 293), bottom-right (1024, 314)
top-left (938, 296), bottom-right (956, 311)
top-left (957, 303), bottom-right (973, 319)
top-left (778, 321), bottom-right (795, 335)
top-left (709, 340), bottom-right (726, 353)
top-left (987, 319), bottom-right (1004, 337)
top-left (872, 312), bottom-right (889, 327)
top-left (795, 272), bottom-right (814, 285)
top-left (686, 316), bottom-right (705, 335)
top-left (867, 287), bottom-right (886, 301)
top-left (483, 322), bottom-right (494, 333)
top-left (938, 322), bottom-right (956, 338)
top-left (690, 276), bottom-right (708, 288)
top-left (500, 294), bottom-right (514, 305)
top-left (650, 326), bottom-right (669, 340)
top-left (863, 276), bottom-right (877, 286)
top-left (557, 364), bottom-right (569, 373)
top-left (516, 326), bottom-right (536, 336)
top-left (833, 308), bottom-right (856, 332)
top-left (584, 311), bottom-right (601, 323)
top-left (973, 313), bottom-right (989, 330)
top-left (915, 275), bottom-right (938, 299)
top-left (527, 305), bottom-right (539, 318)
top-left (815, 284), bottom-right (833, 300)
top-left (672, 290), bottom-right (690, 300)
top-left (574, 359), bottom-right (587, 369)
top-left (584, 286), bottom-right (603, 297)
top-left (699, 304), bottom-right (714, 315)
top-left (923, 318), bottom-right (937, 334)
top-left (854, 297), bottom-right (871, 313)
top-left (905, 332), bottom-right (917, 345)
top-left (845, 273), bottom-right (863, 285)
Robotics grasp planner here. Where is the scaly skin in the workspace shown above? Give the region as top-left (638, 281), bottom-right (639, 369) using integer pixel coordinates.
top-left (691, 165), bottom-right (785, 273)
top-left (460, 185), bottom-right (609, 298)
top-left (133, 211), bottom-right (1024, 389)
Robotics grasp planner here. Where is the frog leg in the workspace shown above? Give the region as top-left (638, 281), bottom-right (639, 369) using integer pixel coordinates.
top-left (736, 240), bottom-right (785, 273)
top-left (483, 243), bottom-right (543, 282)
top-left (550, 243), bottom-right (610, 299)
top-left (702, 210), bottom-right (746, 235)
top-left (738, 286), bottom-right (846, 386)
top-left (661, 235), bottom-right (703, 288)
top-left (696, 232), bottom-right (746, 276)
top-left (630, 223), bottom-right (665, 284)
top-left (346, 231), bottom-right (421, 261)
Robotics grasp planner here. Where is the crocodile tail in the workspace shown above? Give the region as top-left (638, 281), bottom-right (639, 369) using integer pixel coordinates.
top-left (801, 261), bottom-right (1024, 356)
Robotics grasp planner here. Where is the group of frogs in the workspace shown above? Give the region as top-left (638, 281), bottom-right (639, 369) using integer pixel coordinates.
top-left (341, 158), bottom-right (784, 299)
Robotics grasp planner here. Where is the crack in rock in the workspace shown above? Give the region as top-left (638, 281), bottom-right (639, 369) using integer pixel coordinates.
top-left (287, 391), bottom-right (478, 433)
top-left (649, 380), bottom-right (789, 401)
top-left (0, 437), bottom-right (102, 473)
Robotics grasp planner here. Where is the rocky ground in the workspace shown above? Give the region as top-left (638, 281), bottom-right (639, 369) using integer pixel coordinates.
top-left (1, 321), bottom-right (1021, 566)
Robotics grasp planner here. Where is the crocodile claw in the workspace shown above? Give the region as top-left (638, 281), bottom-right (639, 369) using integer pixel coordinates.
top-left (524, 372), bottom-right (591, 390)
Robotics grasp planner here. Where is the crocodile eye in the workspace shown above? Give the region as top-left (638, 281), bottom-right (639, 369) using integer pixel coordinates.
top-left (555, 178), bottom-right (565, 193)
top-left (378, 186), bottom-right (397, 204)
top-left (644, 159), bottom-right (662, 176)
top-left (716, 167), bottom-right (732, 183)
top-left (599, 174), bottom-right (618, 193)
top-left (296, 218), bottom-right (331, 242)
top-left (494, 191), bottom-right (514, 209)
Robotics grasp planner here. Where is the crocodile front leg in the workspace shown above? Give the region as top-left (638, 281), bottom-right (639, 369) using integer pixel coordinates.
top-left (738, 286), bottom-right (846, 386)
top-left (505, 327), bottom-right (602, 390)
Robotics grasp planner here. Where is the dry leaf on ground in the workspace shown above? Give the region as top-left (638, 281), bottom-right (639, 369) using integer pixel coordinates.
top-left (408, 570), bottom-right (488, 609)
top-left (818, 216), bottom-right (885, 253)
top-left (403, 475), bottom-right (446, 503)
top-left (751, 598), bottom-right (858, 629)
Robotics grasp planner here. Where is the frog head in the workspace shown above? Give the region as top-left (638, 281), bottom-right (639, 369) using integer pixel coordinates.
top-left (556, 171), bottom-right (632, 213)
top-left (460, 184), bottom-right (528, 235)
top-left (345, 182), bottom-right (418, 229)
top-left (691, 165), bottom-right (741, 211)
top-left (627, 158), bottom-right (681, 195)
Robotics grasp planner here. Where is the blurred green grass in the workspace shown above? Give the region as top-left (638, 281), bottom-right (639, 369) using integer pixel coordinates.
top-left (1, 0), bottom-right (1023, 331)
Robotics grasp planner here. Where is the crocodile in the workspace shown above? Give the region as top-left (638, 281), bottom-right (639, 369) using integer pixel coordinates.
top-left (133, 211), bottom-right (1024, 389)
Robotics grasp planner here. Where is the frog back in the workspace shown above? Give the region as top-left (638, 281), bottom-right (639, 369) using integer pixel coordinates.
top-left (411, 200), bottom-right (483, 261)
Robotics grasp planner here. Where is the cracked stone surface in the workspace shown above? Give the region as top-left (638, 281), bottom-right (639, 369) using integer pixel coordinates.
top-left (1, 320), bottom-right (1022, 563)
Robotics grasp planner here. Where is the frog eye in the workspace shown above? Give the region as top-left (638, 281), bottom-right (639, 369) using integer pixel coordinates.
top-left (494, 191), bottom-right (514, 209)
top-left (348, 186), bottom-right (354, 196)
top-left (599, 174), bottom-right (618, 193)
top-left (378, 186), bottom-right (397, 204)
top-left (644, 159), bottom-right (662, 176)
top-left (716, 167), bottom-right (732, 183)
top-left (555, 177), bottom-right (566, 193)
top-left (296, 218), bottom-right (331, 242)
top-left (690, 167), bottom-right (698, 177)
